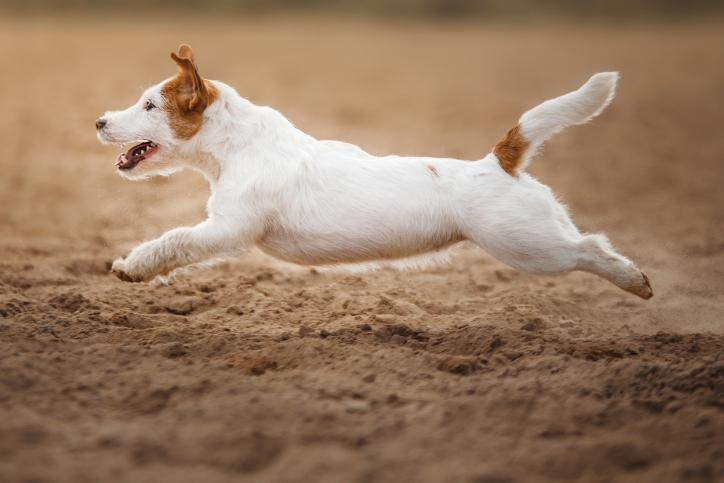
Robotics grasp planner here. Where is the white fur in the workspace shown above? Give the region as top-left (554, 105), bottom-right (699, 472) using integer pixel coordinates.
top-left (96, 70), bottom-right (653, 299)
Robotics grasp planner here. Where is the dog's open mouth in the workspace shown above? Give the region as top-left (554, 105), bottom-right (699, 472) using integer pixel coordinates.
top-left (116, 142), bottom-right (159, 170)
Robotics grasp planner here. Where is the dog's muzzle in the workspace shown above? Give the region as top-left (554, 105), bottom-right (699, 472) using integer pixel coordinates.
top-left (95, 118), bottom-right (107, 130)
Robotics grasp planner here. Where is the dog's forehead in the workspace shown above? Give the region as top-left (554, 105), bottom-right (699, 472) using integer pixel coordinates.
top-left (142, 82), bottom-right (166, 100)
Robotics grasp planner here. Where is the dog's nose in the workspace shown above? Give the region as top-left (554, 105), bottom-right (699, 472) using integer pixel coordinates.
top-left (95, 118), bottom-right (107, 130)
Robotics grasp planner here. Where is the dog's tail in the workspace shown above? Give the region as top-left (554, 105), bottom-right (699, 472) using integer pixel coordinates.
top-left (492, 72), bottom-right (619, 177)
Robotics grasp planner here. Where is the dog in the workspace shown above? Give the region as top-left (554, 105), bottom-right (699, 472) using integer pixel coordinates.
top-left (95, 44), bottom-right (653, 300)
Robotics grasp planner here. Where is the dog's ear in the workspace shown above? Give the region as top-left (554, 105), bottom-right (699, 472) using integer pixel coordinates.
top-left (176, 44), bottom-right (195, 63)
top-left (170, 44), bottom-right (210, 113)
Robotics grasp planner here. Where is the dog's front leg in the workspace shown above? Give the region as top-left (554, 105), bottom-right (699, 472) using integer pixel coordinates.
top-left (111, 219), bottom-right (246, 283)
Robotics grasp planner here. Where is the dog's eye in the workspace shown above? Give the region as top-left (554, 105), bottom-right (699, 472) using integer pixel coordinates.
top-left (145, 100), bottom-right (156, 111)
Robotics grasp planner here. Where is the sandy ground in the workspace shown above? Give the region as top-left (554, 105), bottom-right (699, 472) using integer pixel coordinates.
top-left (0, 16), bottom-right (723, 483)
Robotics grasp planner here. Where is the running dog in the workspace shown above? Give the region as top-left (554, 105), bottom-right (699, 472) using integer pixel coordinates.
top-left (95, 44), bottom-right (653, 299)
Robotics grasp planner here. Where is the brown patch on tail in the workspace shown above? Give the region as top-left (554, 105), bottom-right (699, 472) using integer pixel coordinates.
top-left (493, 124), bottom-right (529, 176)
top-left (161, 44), bottom-right (220, 140)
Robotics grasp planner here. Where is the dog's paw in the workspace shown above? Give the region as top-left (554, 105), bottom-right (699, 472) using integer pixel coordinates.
top-left (110, 258), bottom-right (142, 283)
top-left (623, 271), bottom-right (654, 300)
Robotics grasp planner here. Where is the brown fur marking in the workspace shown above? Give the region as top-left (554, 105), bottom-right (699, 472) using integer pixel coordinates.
top-left (493, 124), bottom-right (529, 176)
top-left (161, 45), bottom-right (219, 140)
top-left (428, 165), bottom-right (439, 177)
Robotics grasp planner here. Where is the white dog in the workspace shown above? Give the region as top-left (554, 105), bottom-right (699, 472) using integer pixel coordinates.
top-left (96, 44), bottom-right (653, 300)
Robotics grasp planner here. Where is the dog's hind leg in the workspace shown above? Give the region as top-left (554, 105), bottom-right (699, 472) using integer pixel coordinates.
top-left (467, 71), bottom-right (652, 298)
top-left (463, 205), bottom-right (653, 299)
top-left (572, 234), bottom-right (653, 299)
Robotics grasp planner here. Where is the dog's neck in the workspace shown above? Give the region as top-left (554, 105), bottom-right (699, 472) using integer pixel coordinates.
top-left (180, 151), bottom-right (222, 185)
top-left (173, 83), bottom-right (261, 185)
top-left (176, 81), bottom-right (314, 186)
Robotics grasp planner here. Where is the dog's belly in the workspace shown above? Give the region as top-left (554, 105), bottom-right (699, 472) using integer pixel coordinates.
top-left (250, 152), bottom-right (493, 266)
top-left (256, 228), bottom-right (464, 266)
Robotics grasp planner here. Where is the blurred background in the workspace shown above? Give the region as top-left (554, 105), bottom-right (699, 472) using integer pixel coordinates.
top-left (1, 0), bottom-right (723, 18)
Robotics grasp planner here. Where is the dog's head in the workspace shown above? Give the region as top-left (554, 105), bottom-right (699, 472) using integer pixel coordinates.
top-left (96, 44), bottom-right (219, 179)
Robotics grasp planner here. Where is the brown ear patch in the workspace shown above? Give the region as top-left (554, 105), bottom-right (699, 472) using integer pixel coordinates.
top-left (161, 76), bottom-right (218, 140)
top-left (493, 124), bottom-right (529, 176)
top-left (162, 45), bottom-right (219, 140)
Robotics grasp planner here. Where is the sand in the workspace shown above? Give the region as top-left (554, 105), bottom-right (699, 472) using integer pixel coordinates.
top-left (0, 16), bottom-right (723, 483)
